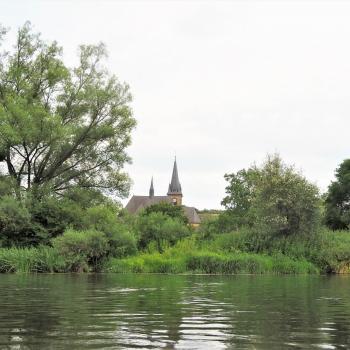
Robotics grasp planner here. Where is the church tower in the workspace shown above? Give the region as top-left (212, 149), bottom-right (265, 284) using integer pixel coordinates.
top-left (149, 177), bottom-right (154, 198)
top-left (167, 158), bottom-right (183, 206)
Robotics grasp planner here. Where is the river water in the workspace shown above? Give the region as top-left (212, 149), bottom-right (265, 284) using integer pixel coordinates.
top-left (0, 274), bottom-right (349, 349)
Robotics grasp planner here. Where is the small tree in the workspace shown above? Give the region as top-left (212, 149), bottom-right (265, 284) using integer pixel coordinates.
top-left (254, 155), bottom-right (320, 237)
top-left (52, 229), bottom-right (109, 272)
top-left (136, 212), bottom-right (191, 252)
top-left (222, 155), bottom-right (321, 239)
top-left (325, 159), bottom-right (350, 230)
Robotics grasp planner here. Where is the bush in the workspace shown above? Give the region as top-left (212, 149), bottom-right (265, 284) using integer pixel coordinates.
top-left (52, 229), bottom-right (109, 272)
top-left (83, 205), bottom-right (137, 257)
top-left (0, 196), bottom-right (34, 247)
top-left (136, 212), bottom-right (191, 252)
top-left (30, 196), bottom-right (85, 242)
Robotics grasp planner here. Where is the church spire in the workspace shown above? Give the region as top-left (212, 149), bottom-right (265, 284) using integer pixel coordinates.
top-left (149, 177), bottom-right (154, 198)
top-left (167, 157), bottom-right (182, 195)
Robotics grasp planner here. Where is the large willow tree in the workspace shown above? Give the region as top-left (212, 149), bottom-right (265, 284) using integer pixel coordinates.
top-left (0, 23), bottom-right (136, 199)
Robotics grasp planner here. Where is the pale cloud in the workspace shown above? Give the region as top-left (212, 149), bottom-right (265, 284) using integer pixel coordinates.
top-left (1, 1), bottom-right (350, 208)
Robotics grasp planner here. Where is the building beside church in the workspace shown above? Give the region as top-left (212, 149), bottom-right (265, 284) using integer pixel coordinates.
top-left (125, 159), bottom-right (201, 226)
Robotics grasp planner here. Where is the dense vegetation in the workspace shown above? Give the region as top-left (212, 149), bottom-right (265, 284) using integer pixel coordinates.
top-left (1, 24), bottom-right (350, 275)
top-left (1, 154), bottom-right (350, 275)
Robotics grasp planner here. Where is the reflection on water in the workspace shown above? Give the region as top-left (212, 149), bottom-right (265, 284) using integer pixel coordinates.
top-left (0, 274), bottom-right (350, 349)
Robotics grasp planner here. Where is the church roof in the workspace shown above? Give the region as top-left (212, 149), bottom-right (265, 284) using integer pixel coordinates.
top-left (125, 196), bottom-right (171, 214)
top-left (167, 158), bottom-right (182, 195)
top-left (125, 158), bottom-right (200, 225)
top-left (125, 196), bottom-right (201, 224)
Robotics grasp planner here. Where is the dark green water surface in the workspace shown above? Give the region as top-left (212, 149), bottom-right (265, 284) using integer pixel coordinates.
top-left (0, 274), bottom-right (350, 349)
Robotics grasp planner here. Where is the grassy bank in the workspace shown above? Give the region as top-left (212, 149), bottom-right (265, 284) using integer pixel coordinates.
top-left (0, 246), bottom-right (66, 273)
top-left (106, 228), bottom-right (350, 275)
top-left (107, 251), bottom-right (318, 274)
top-left (0, 245), bottom-right (318, 274)
top-left (1, 228), bottom-right (350, 275)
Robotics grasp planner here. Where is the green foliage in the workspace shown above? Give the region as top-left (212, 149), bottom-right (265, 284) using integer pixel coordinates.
top-left (107, 254), bottom-right (187, 274)
top-left (1, 228), bottom-right (350, 275)
top-left (221, 167), bottom-right (260, 230)
top-left (34, 245), bottom-right (67, 272)
top-left (0, 22), bottom-right (135, 199)
top-left (108, 247), bottom-right (318, 275)
top-left (0, 190), bottom-right (138, 250)
top-left (136, 212), bottom-right (191, 252)
top-left (309, 229), bottom-right (350, 273)
top-left (0, 196), bottom-right (35, 247)
top-left (0, 246), bottom-right (65, 273)
top-left (0, 176), bottom-right (18, 197)
top-left (29, 196), bottom-right (85, 241)
top-left (0, 22), bottom-right (137, 248)
top-left (198, 211), bottom-right (242, 239)
top-left (142, 202), bottom-right (189, 224)
top-left (83, 205), bottom-right (137, 257)
top-left (325, 159), bottom-right (350, 230)
top-left (64, 187), bottom-right (121, 210)
top-left (52, 229), bottom-right (109, 272)
top-left (201, 227), bottom-right (350, 274)
top-left (222, 154), bottom-right (321, 238)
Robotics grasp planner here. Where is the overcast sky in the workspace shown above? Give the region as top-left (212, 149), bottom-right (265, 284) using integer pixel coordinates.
top-left (1, 1), bottom-right (350, 209)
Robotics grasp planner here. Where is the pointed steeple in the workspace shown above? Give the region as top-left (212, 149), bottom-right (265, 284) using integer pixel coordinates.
top-left (167, 157), bottom-right (182, 195)
top-left (149, 177), bottom-right (154, 198)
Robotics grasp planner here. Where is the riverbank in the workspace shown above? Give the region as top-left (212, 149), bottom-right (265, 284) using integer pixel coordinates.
top-left (106, 251), bottom-right (318, 274)
top-left (1, 228), bottom-right (349, 274)
top-left (0, 247), bottom-right (318, 274)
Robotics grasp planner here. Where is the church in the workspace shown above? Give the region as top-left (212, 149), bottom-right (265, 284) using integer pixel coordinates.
top-left (125, 159), bottom-right (201, 226)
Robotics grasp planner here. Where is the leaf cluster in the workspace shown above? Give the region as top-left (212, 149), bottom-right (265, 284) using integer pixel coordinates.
top-left (0, 22), bottom-right (136, 199)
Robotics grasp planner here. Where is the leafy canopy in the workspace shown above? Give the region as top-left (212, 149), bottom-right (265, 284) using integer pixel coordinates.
top-left (0, 22), bottom-right (136, 198)
top-left (222, 154), bottom-right (320, 237)
top-left (325, 159), bottom-right (350, 230)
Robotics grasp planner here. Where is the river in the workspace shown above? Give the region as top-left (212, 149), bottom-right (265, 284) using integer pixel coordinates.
top-left (0, 274), bottom-right (349, 349)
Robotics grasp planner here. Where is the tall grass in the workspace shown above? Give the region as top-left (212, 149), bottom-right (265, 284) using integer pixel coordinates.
top-left (1, 227), bottom-right (350, 275)
top-left (107, 249), bottom-right (318, 274)
top-left (0, 246), bottom-right (66, 273)
top-left (310, 229), bottom-right (350, 273)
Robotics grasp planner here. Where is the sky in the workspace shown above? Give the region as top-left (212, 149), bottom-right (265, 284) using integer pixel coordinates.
top-left (1, 0), bottom-right (350, 209)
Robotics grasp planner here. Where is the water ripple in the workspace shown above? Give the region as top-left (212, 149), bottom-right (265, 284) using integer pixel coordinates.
top-left (0, 274), bottom-right (350, 349)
